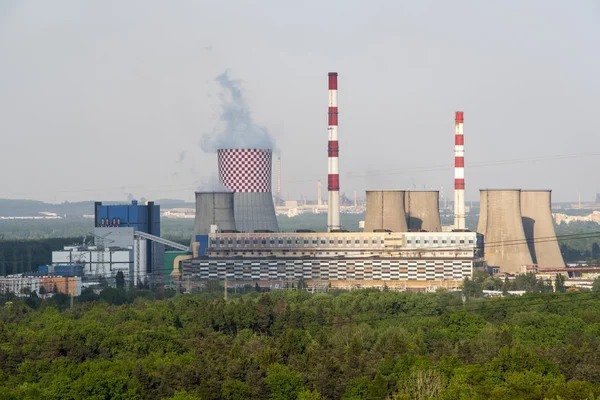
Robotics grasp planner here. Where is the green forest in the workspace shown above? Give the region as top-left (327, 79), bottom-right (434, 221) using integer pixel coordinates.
top-left (2, 289), bottom-right (600, 399)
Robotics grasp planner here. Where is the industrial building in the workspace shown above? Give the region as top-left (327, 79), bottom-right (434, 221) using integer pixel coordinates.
top-left (94, 200), bottom-right (160, 233)
top-left (52, 245), bottom-right (136, 285)
top-left (47, 200), bottom-right (187, 288)
top-left (180, 230), bottom-right (483, 290)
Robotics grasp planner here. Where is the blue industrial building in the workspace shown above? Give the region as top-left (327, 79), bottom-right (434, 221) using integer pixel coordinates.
top-left (94, 200), bottom-right (160, 236)
top-left (38, 265), bottom-right (83, 277)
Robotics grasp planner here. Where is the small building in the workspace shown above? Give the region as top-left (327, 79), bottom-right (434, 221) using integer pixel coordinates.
top-left (0, 274), bottom-right (81, 297)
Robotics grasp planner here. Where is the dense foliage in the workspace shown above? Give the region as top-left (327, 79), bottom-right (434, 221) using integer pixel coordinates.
top-left (2, 289), bottom-right (600, 399)
top-left (0, 238), bottom-right (85, 275)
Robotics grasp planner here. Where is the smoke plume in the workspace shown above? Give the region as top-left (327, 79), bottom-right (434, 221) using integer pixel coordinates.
top-left (196, 175), bottom-right (231, 193)
top-left (200, 71), bottom-right (275, 152)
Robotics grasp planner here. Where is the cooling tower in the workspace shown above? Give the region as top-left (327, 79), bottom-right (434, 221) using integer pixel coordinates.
top-left (217, 148), bottom-right (279, 233)
top-left (477, 190), bottom-right (488, 235)
top-left (191, 192), bottom-right (236, 249)
top-left (521, 190), bottom-right (565, 268)
top-left (404, 191), bottom-right (442, 232)
top-left (483, 189), bottom-right (533, 274)
top-left (364, 191), bottom-right (408, 232)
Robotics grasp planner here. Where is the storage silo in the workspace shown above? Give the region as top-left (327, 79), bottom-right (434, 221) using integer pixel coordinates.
top-left (364, 190), bottom-right (408, 232)
top-left (521, 190), bottom-right (565, 268)
top-left (191, 191), bottom-right (236, 247)
top-left (217, 148), bottom-right (279, 233)
top-left (483, 189), bottom-right (533, 274)
top-left (404, 190), bottom-right (442, 232)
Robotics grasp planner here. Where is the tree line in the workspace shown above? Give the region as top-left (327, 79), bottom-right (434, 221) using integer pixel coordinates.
top-left (2, 286), bottom-right (600, 399)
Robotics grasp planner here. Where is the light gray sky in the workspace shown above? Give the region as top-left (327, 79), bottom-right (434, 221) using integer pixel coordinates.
top-left (0, 0), bottom-right (598, 203)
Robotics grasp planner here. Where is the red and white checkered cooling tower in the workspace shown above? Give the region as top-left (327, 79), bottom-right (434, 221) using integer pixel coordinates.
top-left (217, 149), bottom-right (279, 232)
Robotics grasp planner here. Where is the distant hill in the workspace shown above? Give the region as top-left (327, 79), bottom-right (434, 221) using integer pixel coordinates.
top-left (0, 199), bottom-right (94, 217)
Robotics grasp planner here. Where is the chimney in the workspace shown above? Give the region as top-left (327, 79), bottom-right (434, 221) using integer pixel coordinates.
top-left (327, 72), bottom-right (341, 231)
top-left (454, 111), bottom-right (465, 230)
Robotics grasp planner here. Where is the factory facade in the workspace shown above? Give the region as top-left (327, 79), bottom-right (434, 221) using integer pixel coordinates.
top-left (179, 231), bottom-right (484, 290)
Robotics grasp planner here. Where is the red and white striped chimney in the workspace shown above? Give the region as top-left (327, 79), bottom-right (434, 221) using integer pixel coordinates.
top-left (454, 111), bottom-right (465, 230)
top-left (327, 72), bottom-right (341, 231)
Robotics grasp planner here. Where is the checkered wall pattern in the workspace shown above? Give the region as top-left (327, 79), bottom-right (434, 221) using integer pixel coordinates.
top-left (183, 258), bottom-right (474, 282)
top-left (217, 149), bottom-right (273, 193)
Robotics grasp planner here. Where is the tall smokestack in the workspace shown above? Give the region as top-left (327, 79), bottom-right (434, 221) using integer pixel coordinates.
top-left (328, 72), bottom-right (341, 231)
top-left (317, 180), bottom-right (323, 207)
top-left (454, 111), bottom-right (465, 230)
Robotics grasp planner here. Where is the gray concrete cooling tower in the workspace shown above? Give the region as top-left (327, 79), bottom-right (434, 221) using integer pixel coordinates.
top-left (191, 192), bottom-right (236, 246)
top-left (217, 148), bottom-right (279, 233)
top-left (364, 190), bottom-right (408, 232)
top-left (477, 189), bottom-right (488, 235)
top-left (482, 189), bottom-right (533, 274)
top-left (404, 191), bottom-right (442, 232)
top-left (521, 190), bottom-right (565, 268)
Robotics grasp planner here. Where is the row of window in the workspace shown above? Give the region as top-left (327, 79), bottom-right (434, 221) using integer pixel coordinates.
top-left (406, 239), bottom-right (474, 245)
top-left (211, 237), bottom-right (385, 247)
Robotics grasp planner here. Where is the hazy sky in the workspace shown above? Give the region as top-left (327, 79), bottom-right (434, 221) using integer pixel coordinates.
top-left (0, 0), bottom-right (598, 203)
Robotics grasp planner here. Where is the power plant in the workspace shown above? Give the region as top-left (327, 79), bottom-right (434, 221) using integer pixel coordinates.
top-left (6, 71), bottom-right (575, 295)
top-left (405, 191), bottom-right (442, 232)
top-left (176, 74), bottom-right (490, 292)
top-left (217, 148), bottom-right (279, 233)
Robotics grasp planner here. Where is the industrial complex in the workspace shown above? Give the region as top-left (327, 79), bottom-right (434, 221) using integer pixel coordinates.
top-left (172, 72), bottom-right (568, 292)
top-left (0, 71), bottom-right (577, 296)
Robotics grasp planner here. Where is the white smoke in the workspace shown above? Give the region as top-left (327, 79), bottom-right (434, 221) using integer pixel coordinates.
top-left (196, 175), bottom-right (231, 193)
top-left (200, 71), bottom-right (275, 152)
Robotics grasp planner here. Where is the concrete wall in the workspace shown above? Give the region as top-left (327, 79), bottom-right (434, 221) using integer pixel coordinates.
top-left (233, 192), bottom-right (279, 233)
top-left (521, 190), bottom-right (565, 268)
top-left (404, 191), bottom-right (442, 232)
top-left (191, 192), bottom-right (236, 244)
top-left (364, 191), bottom-right (408, 232)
